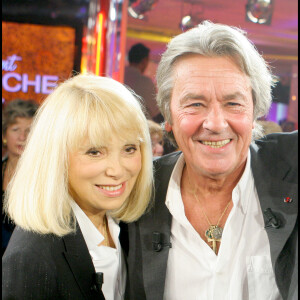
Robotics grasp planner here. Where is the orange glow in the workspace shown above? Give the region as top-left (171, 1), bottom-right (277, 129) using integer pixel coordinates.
top-left (95, 12), bottom-right (104, 76)
top-left (2, 22), bottom-right (75, 103)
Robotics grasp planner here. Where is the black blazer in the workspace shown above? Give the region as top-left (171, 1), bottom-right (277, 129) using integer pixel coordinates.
top-left (2, 224), bottom-right (105, 300)
top-left (124, 131), bottom-right (298, 300)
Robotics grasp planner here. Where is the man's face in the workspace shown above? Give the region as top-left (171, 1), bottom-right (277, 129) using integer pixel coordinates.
top-left (165, 55), bottom-right (254, 179)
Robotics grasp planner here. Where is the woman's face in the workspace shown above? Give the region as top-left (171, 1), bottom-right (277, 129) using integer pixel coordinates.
top-left (151, 133), bottom-right (164, 157)
top-left (3, 117), bottom-right (33, 158)
top-left (68, 135), bottom-right (142, 216)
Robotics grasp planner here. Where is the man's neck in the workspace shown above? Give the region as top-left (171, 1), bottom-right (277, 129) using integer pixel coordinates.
top-left (182, 160), bottom-right (247, 199)
top-left (129, 63), bottom-right (144, 73)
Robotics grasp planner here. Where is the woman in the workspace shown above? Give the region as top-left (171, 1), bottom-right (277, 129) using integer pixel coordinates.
top-left (2, 99), bottom-right (38, 255)
top-left (147, 120), bottom-right (164, 157)
top-left (3, 74), bottom-right (153, 300)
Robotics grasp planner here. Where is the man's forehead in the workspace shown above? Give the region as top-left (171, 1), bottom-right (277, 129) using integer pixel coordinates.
top-left (175, 65), bottom-right (245, 77)
top-left (173, 55), bottom-right (245, 74)
top-left (173, 71), bottom-right (251, 89)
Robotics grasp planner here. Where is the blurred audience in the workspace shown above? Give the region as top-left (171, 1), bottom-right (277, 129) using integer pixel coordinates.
top-left (147, 120), bottom-right (164, 157)
top-left (124, 43), bottom-right (163, 122)
top-left (279, 119), bottom-right (296, 132)
top-left (162, 136), bottom-right (178, 156)
top-left (2, 98), bottom-right (38, 256)
top-left (257, 120), bottom-right (283, 136)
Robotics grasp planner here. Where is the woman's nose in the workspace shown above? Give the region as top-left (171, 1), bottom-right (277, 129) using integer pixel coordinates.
top-left (105, 156), bottom-right (124, 179)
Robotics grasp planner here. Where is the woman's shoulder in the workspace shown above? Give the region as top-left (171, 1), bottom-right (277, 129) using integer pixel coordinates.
top-left (3, 226), bottom-right (64, 260)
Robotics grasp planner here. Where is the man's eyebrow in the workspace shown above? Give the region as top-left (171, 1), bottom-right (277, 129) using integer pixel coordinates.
top-left (180, 93), bottom-right (207, 104)
top-left (223, 92), bottom-right (246, 101)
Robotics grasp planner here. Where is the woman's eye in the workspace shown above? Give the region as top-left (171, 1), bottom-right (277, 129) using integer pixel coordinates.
top-left (86, 149), bottom-right (101, 156)
top-left (125, 146), bottom-right (137, 154)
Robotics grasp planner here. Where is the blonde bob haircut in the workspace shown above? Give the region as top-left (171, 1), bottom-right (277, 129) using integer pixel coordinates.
top-left (4, 74), bottom-right (153, 236)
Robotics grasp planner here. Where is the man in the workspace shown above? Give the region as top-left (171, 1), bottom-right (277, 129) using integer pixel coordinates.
top-left (124, 43), bottom-right (162, 121)
top-left (124, 21), bottom-right (298, 300)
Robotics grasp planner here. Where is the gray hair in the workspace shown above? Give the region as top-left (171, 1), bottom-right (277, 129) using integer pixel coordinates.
top-left (156, 21), bottom-right (276, 146)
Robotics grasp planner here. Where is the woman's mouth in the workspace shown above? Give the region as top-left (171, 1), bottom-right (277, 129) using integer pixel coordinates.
top-left (98, 184), bottom-right (122, 191)
top-left (95, 182), bottom-right (126, 197)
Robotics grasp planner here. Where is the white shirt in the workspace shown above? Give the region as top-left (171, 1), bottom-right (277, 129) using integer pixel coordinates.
top-left (163, 151), bottom-right (282, 300)
top-left (71, 202), bottom-right (126, 300)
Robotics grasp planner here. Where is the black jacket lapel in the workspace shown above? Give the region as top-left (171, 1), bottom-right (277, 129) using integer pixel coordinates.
top-left (250, 140), bottom-right (298, 299)
top-left (62, 226), bottom-right (105, 300)
top-left (139, 152), bottom-right (180, 300)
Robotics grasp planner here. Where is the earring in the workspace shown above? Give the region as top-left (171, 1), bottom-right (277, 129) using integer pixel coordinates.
top-left (3, 139), bottom-right (7, 146)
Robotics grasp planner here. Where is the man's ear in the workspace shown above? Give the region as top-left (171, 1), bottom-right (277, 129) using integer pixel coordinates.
top-left (165, 121), bottom-right (172, 132)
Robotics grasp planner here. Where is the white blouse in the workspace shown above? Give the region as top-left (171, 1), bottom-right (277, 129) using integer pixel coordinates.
top-left (71, 201), bottom-right (126, 300)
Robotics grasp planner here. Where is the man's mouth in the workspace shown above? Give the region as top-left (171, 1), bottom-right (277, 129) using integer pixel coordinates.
top-left (200, 139), bottom-right (231, 148)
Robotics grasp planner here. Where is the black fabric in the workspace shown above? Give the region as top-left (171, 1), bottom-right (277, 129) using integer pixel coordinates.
top-left (2, 156), bottom-right (15, 256)
top-left (2, 225), bottom-right (105, 300)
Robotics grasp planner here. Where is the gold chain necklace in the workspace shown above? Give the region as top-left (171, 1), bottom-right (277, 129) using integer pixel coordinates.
top-left (191, 187), bottom-right (231, 254)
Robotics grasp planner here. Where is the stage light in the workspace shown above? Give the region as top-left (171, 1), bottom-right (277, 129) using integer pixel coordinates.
top-left (180, 15), bottom-right (195, 31)
top-left (246, 0), bottom-right (274, 25)
top-left (128, 0), bottom-right (158, 19)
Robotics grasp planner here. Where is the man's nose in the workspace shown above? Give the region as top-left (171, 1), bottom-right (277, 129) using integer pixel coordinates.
top-left (202, 104), bottom-right (228, 133)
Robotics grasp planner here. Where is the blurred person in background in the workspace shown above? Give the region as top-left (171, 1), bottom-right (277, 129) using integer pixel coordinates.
top-left (147, 120), bottom-right (164, 157)
top-left (124, 43), bottom-right (163, 122)
top-left (257, 120), bottom-right (283, 135)
top-left (125, 21), bottom-right (297, 300)
top-left (2, 98), bottom-right (38, 256)
top-left (2, 74), bottom-right (153, 300)
top-left (279, 119), bottom-right (296, 132)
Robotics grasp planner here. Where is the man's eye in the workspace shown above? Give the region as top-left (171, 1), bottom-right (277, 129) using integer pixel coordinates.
top-left (228, 102), bottom-right (240, 106)
top-left (190, 103), bottom-right (203, 107)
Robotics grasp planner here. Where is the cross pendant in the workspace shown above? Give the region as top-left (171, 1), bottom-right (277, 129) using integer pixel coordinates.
top-left (207, 237), bottom-right (221, 254)
top-left (205, 225), bottom-right (223, 254)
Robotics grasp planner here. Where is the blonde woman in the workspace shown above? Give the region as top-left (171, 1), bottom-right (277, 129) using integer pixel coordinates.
top-left (2, 74), bottom-right (153, 300)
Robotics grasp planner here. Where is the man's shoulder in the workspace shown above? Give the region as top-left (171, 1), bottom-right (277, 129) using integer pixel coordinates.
top-left (252, 131), bottom-right (298, 157)
top-left (250, 131), bottom-right (298, 182)
top-left (153, 151), bottom-right (181, 169)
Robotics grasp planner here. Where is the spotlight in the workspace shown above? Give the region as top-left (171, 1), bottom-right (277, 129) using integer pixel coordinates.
top-left (180, 15), bottom-right (195, 31)
top-left (246, 0), bottom-right (274, 25)
top-left (128, 0), bottom-right (159, 19)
